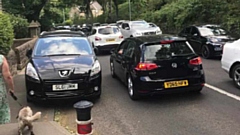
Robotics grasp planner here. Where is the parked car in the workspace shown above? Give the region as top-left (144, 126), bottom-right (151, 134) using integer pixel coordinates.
top-left (221, 39), bottom-right (240, 89)
top-left (120, 20), bottom-right (162, 38)
top-left (178, 25), bottom-right (235, 59)
top-left (109, 23), bottom-right (117, 26)
top-left (100, 23), bottom-right (108, 26)
top-left (93, 23), bottom-right (101, 27)
top-left (148, 22), bottom-right (162, 34)
top-left (25, 30), bottom-right (102, 102)
top-left (110, 35), bottom-right (205, 100)
top-left (116, 20), bottom-right (128, 28)
top-left (88, 26), bottom-right (124, 54)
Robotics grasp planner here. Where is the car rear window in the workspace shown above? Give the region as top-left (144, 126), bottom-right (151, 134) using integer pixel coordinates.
top-left (98, 27), bottom-right (120, 35)
top-left (144, 41), bottom-right (194, 60)
top-left (34, 37), bottom-right (93, 56)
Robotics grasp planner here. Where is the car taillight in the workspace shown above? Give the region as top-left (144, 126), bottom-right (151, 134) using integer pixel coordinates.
top-left (189, 57), bottom-right (202, 65)
top-left (119, 35), bottom-right (123, 38)
top-left (95, 36), bottom-right (101, 41)
top-left (135, 63), bottom-right (158, 71)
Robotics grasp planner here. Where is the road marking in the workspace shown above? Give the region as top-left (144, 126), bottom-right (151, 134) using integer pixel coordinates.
top-left (205, 83), bottom-right (240, 101)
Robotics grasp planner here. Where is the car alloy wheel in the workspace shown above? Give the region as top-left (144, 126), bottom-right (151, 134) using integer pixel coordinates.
top-left (202, 45), bottom-right (212, 59)
top-left (110, 62), bottom-right (116, 78)
top-left (127, 76), bottom-right (140, 100)
top-left (232, 64), bottom-right (240, 89)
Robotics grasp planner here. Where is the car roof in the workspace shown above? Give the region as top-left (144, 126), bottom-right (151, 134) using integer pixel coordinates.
top-left (188, 24), bottom-right (221, 28)
top-left (133, 35), bottom-right (186, 45)
top-left (39, 30), bottom-right (87, 38)
top-left (93, 26), bottom-right (118, 29)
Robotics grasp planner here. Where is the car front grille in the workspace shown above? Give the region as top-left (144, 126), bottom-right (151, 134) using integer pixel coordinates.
top-left (143, 32), bottom-right (156, 35)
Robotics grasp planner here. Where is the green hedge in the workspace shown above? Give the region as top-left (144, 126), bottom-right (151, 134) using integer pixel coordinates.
top-left (0, 13), bottom-right (14, 55)
top-left (8, 14), bottom-right (29, 39)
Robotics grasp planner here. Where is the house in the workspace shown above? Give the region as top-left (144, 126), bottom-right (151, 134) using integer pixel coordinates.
top-left (90, 1), bottom-right (103, 17)
top-left (69, 1), bottom-right (103, 19)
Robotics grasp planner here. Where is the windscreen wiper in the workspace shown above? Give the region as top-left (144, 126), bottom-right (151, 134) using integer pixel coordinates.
top-left (42, 54), bottom-right (81, 57)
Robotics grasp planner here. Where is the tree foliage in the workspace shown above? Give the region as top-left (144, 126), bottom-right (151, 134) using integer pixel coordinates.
top-left (0, 13), bottom-right (14, 55)
top-left (97, 0), bottom-right (240, 37)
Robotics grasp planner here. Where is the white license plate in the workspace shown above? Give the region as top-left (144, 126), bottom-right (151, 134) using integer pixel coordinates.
top-left (52, 83), bottom-right (78, 91)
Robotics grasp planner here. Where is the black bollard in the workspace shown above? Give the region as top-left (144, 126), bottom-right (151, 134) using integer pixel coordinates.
top-left (74, 100), bottom-right (94, 135)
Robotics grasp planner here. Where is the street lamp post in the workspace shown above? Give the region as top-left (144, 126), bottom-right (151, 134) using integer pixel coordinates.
top-left (129, 0), bottom-right (131, 21)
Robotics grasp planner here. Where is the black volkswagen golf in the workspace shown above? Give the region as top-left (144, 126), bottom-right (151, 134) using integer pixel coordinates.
top-left (25, 31), bottom-right (101, 102)
top-left (110, 35), bottom-right (205, 100)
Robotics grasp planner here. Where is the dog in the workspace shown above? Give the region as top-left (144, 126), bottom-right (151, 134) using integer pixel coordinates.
top-left (17, 106), bottom-right (41, 135)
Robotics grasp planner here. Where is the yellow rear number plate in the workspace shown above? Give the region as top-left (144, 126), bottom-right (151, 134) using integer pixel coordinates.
top-left (164, 80), bottom-right (188, 88)
top-left (106, 38), bottom-right (115, 42)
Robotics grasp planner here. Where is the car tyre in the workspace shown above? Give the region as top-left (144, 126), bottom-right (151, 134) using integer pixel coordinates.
top-left (194, 87), bottom-right (203, 93)
top-left (110, 61), bottom-right (116, 78)
top-left (231, 64), bottom-right (240, 89)
top-left (127, 75), bottom-right (140, 100)
top-left (202, 45), bottom-right (212, 59)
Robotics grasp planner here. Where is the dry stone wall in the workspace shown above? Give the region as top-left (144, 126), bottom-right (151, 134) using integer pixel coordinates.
top-left (6, 37), bottom-right (38, 76)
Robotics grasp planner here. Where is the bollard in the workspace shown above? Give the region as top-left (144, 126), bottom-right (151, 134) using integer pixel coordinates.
top-left (74, 100), bottom-right (94, 135)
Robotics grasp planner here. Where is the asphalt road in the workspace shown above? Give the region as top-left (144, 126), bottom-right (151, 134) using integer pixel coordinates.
top-left (9, 54), bottom-right (240, 135)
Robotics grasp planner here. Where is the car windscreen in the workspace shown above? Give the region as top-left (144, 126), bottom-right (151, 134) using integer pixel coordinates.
top-left (98, 27), bottom-right (120, 35)
top-left (131, 21), bottom-right (150, 28)
top-left (207, 27), bottom-right (228, 36)
top-left (198, 28), bottom-right (214, 36)
top-left (144, 42), bottom-right (194, 60)
top-left (33, 37), bottom-right (93, 56)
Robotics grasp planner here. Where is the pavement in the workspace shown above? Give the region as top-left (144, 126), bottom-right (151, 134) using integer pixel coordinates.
top-left (3, 69), bottom-right (73, 135)
top-left (0, 121), bottom-right (71, 135)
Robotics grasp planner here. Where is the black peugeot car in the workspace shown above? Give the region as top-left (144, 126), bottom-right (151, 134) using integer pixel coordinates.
top-left (110, 35), bottom-right (205, 100)
top-left (178, 25), bottom-right (235, 59)
top-left (25, 30), bottom-right (101, 102)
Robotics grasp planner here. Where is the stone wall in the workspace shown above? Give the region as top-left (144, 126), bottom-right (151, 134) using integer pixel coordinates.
top-left (12, 38), bottom-right (32, 49)
top-left (14, 38), bottom-right (38, 70)
top-left (6, 49), bottom-right (18, 76)
top-left (6, 37), bottom-right (38, 76)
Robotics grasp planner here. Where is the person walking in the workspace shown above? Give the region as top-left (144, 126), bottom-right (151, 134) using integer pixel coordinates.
top-left (0, 55), bottom-right (14, 124)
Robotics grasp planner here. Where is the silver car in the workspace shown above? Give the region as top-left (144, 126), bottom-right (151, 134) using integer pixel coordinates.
top-left (120, 20), bottom-right (162, 38)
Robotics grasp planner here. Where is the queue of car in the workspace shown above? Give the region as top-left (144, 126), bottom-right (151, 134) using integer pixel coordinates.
top-left (24, 19), bottom-right (239, 103)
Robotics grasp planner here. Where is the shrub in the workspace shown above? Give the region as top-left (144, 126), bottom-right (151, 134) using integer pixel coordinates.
top-left (0, 13), bottom-right (14, 55)
top-left (63, 19), bottom-right (73, 25)
top-left (8, 14), bottom-right (29, 39)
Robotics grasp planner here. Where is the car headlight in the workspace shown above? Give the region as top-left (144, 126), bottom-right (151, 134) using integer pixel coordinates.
top-left (156, 30), bottom-right (162, 34)
top-left (90, 60), bottom-right (101, 76)
top-left (133, 32), bottom-right (142, 36)
top-left (210, 38), bottom-right (219, 42)
top-left (26, 63), bottom-right (40, 80)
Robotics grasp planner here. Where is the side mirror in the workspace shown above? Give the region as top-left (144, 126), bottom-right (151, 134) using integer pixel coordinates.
top-left (193, 33), bottom-right (198, 37)
top-left (125, 27), bottom-right (130, 30)
top-left (94, 47), bottom-right (98, 54)
top-left (26, 49), bottom-right (32, 58)
top-left (110, 48), bottom-right (115, 54)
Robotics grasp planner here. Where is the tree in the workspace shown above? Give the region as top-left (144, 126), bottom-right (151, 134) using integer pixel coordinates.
top-left (2, 0), bottom-right (82, 22)
top-left (112, 0), bottom-right (118, 20)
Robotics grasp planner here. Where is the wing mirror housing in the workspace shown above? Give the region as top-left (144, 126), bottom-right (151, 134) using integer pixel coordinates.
top-left (94, 47), bottom-right (98, 54)
top-left (26, 49), bottom-right (33, 58)
top-left (110, 48), bottom-right (115, 54)
top-left (125, 27), bottom-right (130, 30)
